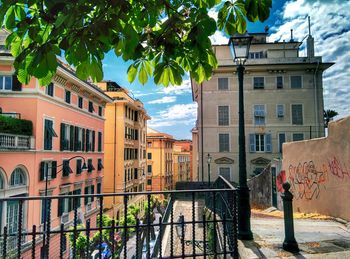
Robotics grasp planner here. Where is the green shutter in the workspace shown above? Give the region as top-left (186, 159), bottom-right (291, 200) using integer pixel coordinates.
top-left (74, 127), bottom-right (79, 151)
top-left (91, 185), bottom-right (95, 202)
top-left (86, 130), bottom-right (90, 152)
top-left (12, 75), bottom-right (22, 91)
top-left (98, 132), bottom-right (102, 152)
top-left (92, 130), bottom-right (95, 152)
top-left (58, 197), bottom-right (63, 217)
top-left (70, 125), bottom-right (74, 151)
top-left (76, 159), bottom-right (82, 174)
top-left (82, 128), bottom-right (86, 151)
top-left (60, 123), bottom-right (65, 151)
top-left (39, 161), bottom-right (45, 181)
top-left (84, 187), bottom-right (89, 205)
top-left (51, 161), bottom-right (57, 179)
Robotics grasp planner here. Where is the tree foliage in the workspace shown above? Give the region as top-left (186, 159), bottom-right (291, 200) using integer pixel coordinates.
top-left (0, 0), bottom-right (271, 86)
top-left (324, 109), bottom-right (338, 128)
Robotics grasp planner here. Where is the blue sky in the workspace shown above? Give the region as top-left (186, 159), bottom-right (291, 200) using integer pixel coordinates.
top-left (102, 0), bottom-right (350, 139)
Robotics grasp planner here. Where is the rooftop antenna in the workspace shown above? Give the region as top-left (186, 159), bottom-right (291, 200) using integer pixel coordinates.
top-left (308, 16), bottom-right (311, 35)
top-left (290, 29), bottom-right (294, 42)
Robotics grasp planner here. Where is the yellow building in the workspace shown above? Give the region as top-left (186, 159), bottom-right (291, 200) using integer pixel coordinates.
top-left (173, 140), bottom-right (191, 188)
top-left (97, 81), bottom-right (149, 218)
top-left (146, 128), bottom-right (174, 191)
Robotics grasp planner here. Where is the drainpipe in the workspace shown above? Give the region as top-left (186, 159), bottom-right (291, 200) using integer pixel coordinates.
top-left (113, 103), bottom-right (117, 215)
top-left (200, 83), bottom-right (204, 182)
top-left (313, 61), bottom-right (320, 137)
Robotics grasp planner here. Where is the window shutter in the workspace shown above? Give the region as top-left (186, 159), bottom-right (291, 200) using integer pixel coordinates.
top-left (60, 123), bottom-right (65, 151)
top-left (266, 134), bottom-right (272, 152)
top-left (76, 159), bottom-right (82, 174)
top-left (92, 130), bottom-right (95, 152)
top-left (44, 120), bottom-right (49, 150)
top-left (84, 187), bottom-right (89, 205)
top-left (249, 134), bottom-right (256, 153)
top-left (48, 120), bottom-right (53, 150)
top-left (69, 125), bottom-right (74, 151)
top-left (74, 127), bottom-right (79, 151)
top-left (40, 162), bottom-right (45, 181)
top-left (51, 161), bottom-right (57, 178)
top-left (12, 75), bottom-right (22, 91)
top-left (86, 129), bottom-right (90, 152)
top-left (58, 197), bottom-right (63, 217)
top-left (98, 132), bottom-right (102, 152)
top-left (91, 185), bottom-right (95, 202)
top-left (82, 128), bottom-right (86, 151)
top-left (97, 183), bottom-right (101, 194)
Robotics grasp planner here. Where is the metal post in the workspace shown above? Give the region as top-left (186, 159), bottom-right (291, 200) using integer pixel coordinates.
top-left (237, 63), bottom-right (253, 240)
top-left (43, 167), bottom-right (49, 258)
top-left (208, 162), bottom-right (211, 186)
top-left (282, 182), bottom-right (299, 252)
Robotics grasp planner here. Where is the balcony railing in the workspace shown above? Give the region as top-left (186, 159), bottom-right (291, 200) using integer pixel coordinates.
top-left (0, 133), bottom-right (34, 150)
top-left (0, 177), bottom-right (238, 258)
top-left (0, 112), bottom-right (21, 119)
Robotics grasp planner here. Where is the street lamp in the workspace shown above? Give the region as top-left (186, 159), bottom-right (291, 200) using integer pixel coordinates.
top-left (228, 32), bottom-right (253, 240)
top-left (207, 154), bottom-right (212, 185)
top-left (42, 155), bottom-right (87, 258)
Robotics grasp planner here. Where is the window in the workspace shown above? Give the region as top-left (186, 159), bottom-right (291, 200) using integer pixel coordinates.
top-left (219, 167), bottom-right (231, 181)
top-left (98, 106), bottom-right (102, 116)
top-left (88, 101), bottom-right (94, 113)
top-left (65, 90), bottom-right (71, 103)
top-left (147, 179), bottom-right (152, 185)
top-left (218, 78), bottom-right (229, 90)
top-left (60, 123), bottom-right (72, 151)
top-left (291, 76), bottom-right (302, 89)
top-left (7, 200), bottom-right (21, 234)
top-left (10, 168), bottom-right (26, 186)
top-left (218, 106), bottom-right (229, 126)
top-left (62, 160), bottom-right (72, 176)
top-left (278, 133), bottom-right (286, 153)
top-left (147, 165), bottom-right (152, 173)
top-left (46, 83), bottom-right (54, 96)
top-left (249, 51), bottom-right (263, 59)
top-left (78, 96), bottom-right (83, 109)
top-left (253, 77), bottom-right (264, 89)
top-left (97, 159), bottom-right (103, 171)
top-left (249, 134), bottom-right (272, 153)
top-left (134, 168), bottom-right (138, 179)
top-left (292, 133), bottom-right (304, 141)
top-left (291, 104), bottom-right (303, 125)
top-left (147, 153), bottom-right (152, 159)
top-left (40, 161), bottom-right (57, 180)
top-left (276, 76), bottom-right (283, 89)
top-left (41, 199), bottom-right (50, 224)
top-left (147, 142), bottom-right (152, 147)
top-left (58, 190), bottom-right (81, 217)
top-left (44, 119), bottom-right (57, 150)
top-left (76, 159), bottom-right (83, 174)
top-left (0, 75), bottom-right (12, 90)
top-left (276, 104), bottom-right (284, 118)
top-left (87, 159), bottom-right (95, 173)
top-left (84, 185), bottom-right (95, 205)
top-left (219, 133), bottom-right (230, 152)
top-left (254, 105), bottom-right (265, 125)
top-left (97, 182), bottom-right (102, 194)
top-left (98, 132), bottom-right (102, 152)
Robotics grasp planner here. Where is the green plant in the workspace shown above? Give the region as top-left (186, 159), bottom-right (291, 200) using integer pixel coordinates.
top-left (0, 115), bottom-right (32, 136)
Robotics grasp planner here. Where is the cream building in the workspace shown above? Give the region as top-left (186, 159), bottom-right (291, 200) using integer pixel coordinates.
top-left (191, 32), bottom-right (333, 183)
top-left (173, 140), bottom-right (191, 187)
top-left (97, 81), bottom-right (149, 219)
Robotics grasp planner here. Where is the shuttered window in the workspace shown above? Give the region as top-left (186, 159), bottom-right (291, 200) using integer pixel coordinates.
top-left (39, 161), bottom-right (57, 181)
top-left (219, 167), bottom-right (231, 181)
top-left (98, 132), bottom-right (102, 152)
top-left (219, 133), bottom-right (230, 152)
top-left (253, 77), bottom-right (264, 89)
top-left (218, 106), bottom-right (229, 126)
top-left (291, 104), bottom-right (303, 125)
top-left (291, 76), bottom-right (302, 88)
top-left (249, 134), bottom-right (272, 153)
top-left (65, 90), bottom-right (71, 103)
top-left (292, 133), bottom-right (304, 141)
top-left (44, 119), bottom-right (57, 150)
top-left (254, 105), bottom-right (265, 125)
top-left (218, 78), bottom-right (229, 90)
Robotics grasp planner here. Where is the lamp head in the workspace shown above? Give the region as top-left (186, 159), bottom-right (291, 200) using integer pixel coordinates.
top-left (81, 161), bottom-right (88, 171)
top-left (207, 153), bottom-right (212, 164)
top-left (228, 32), bottom-right (253, 63)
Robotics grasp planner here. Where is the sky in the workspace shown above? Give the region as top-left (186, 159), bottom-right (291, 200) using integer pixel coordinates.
top-left (102, 0), bottom-right (350, 140)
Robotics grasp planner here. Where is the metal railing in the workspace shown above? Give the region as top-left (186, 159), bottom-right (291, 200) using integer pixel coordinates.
top-left (0, 182), bottom-right (238, 258)
top-left (0, 133), bottom-right (33, 149)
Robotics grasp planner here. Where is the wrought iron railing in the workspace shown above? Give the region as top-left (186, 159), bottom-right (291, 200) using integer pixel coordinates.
top-left (0, 184), bottom-right (238, 258)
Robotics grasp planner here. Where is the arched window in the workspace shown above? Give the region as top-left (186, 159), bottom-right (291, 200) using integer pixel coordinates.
top-left (10, 168), bottom-right (26, 187)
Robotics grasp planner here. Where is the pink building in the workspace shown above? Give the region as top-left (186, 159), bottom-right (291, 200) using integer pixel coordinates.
top-left (0, 33), bottom-right (113, 257)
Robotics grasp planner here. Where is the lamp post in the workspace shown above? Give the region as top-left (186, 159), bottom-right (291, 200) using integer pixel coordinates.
top-left (228, 32), bottom-right (253, 240)
top-left (207, 154), bottom-right (212, 185)
top-left (42, 155), bottom-right (87, 258)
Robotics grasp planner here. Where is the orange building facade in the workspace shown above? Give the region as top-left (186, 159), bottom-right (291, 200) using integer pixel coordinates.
top-left (146, 128), bottom-right (174, 191)
top-left (0, 44), bottom-right (112, 257)
top-left (173, 140), bottom-right (192, 188)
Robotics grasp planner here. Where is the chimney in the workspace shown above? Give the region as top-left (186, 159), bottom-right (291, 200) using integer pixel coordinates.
top-left (307, 16), bottom-right (315, 58)
top-left (290, 29), bottom-right (294, 42)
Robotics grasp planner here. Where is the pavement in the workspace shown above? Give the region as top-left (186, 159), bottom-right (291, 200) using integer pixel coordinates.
top-left (239, 210), bottom-right (350, 258)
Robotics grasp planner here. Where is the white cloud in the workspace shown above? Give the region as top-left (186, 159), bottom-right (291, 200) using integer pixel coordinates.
top-left (157, 78), bottom-right (192, 95)
top-left (210, 31), bottom-right (229, 45)
top-left (148, 96), bottom-right (177, 104)
top-left (270, 0), bottom-right (350, 118)
top-left (148, 103), bottom-right (197, 128)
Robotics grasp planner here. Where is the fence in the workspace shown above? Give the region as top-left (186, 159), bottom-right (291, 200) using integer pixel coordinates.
top-left (0, 182), bottom-right (238, 258)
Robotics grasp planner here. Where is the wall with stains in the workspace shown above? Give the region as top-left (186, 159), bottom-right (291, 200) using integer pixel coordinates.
top-left (280, 116), bottom-right (350, 220)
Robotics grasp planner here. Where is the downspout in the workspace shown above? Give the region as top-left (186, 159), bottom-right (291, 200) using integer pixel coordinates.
top-left (313, 61), bottom-right (320, 137)
top-left (200, 83), bottom-right (204, 182)
top-left (113, 103), bottom-right (117, 210)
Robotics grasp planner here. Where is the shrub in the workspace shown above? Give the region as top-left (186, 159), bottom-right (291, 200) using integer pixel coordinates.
top-left (0, 115), bottom-right (33, 136)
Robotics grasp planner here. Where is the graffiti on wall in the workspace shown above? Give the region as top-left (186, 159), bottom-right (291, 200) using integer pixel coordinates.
top-left (277, 157), bottom-right (349, 200)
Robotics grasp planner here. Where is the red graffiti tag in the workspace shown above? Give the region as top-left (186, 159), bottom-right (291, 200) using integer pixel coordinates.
top-left (328, 157), bottom-right (349, 179)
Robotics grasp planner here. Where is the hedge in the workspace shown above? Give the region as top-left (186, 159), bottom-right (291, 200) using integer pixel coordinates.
top-left (0, 115), bottom-right (33, 136)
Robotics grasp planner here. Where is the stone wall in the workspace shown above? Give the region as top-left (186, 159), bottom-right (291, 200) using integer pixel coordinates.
top-left (248, 167), bottom-right (272, 209)
top-left (280, 116), bottom-right (350, 220)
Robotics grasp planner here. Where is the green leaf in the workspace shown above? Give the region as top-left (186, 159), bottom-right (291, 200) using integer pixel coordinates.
top-left (127, 64), bottom-right (138, 83)
top-left (5, 6), bottom-right (16, 29)
top-left (138, 63), bottom-right (148, 85)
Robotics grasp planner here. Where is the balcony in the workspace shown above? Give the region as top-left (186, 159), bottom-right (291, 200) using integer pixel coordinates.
top-left (0, 176), bottom-right (238, 258)
top-left (0, 133), bottom-right (34, 150)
